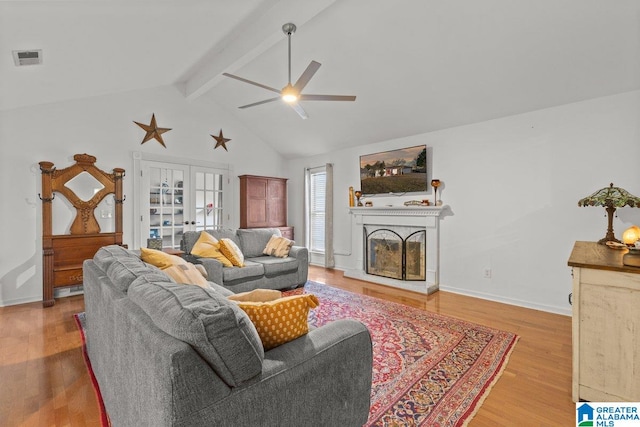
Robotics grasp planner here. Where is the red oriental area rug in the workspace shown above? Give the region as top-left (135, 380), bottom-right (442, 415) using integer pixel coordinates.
top-left (285, 281), bottom-right (519, 427)
top-left (75, 280), bottom-right (518, 427)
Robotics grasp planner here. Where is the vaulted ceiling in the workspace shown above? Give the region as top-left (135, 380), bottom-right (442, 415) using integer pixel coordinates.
top-left (3, 0), bottom-right (640, 159)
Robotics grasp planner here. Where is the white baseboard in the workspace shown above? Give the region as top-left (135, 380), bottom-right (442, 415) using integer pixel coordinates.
top-left (440, 284), bottom-right (571, 316)
top-left (326, 266), bottom-right (571, 316)
top-left (0, 295), bottom-right (42, 307)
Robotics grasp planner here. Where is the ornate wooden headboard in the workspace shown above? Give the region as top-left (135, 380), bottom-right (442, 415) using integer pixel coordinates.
top-left (39, 154), bottom-right (125, 307)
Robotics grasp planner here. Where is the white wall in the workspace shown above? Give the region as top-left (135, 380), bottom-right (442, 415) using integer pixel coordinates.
top-left (0, 85), bottom-right (286, 306)
top-left (286, 90), bottom-right (640, 315)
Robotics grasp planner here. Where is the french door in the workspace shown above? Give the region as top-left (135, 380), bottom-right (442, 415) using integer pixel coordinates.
top-left (139, 160), bottom-right (230, 249)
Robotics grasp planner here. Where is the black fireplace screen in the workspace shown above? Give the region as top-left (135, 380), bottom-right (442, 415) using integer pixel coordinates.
top-left (365, 227), bottom-right (426, 281)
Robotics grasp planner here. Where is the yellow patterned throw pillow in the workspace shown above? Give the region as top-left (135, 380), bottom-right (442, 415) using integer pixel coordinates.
top-left (234, 294), bottom-right (319, 350)
top-left (262, 235), bottom-right (294, 258)
top-left (190, 231), bottom-right (233, 267)
top-left (219, 238), bottom-right (244, 267)
top-left (140, 247), bottom-right (187, 269)
top-left (163, 263), bottom-right (210, 288)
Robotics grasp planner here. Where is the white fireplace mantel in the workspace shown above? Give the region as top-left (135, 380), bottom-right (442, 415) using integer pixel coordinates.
top-left (344, 205), bottom-right (448, 294)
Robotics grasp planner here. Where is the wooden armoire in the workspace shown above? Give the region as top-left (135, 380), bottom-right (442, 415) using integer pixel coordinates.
top-left (239, 175), bottom-right (293, 239)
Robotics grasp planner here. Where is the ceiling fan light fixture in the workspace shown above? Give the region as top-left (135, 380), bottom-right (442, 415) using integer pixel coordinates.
top-left (223, 22), bottom-right (355, 119)
top-left (281, 84), bottom-right (299, 103)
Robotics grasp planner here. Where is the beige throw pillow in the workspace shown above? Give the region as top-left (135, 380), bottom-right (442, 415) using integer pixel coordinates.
top-left (228, 289), bottom-right (283, 302)
top-left (263, 235), bottom-right (294, 258)
top-left (164, 263), bottom-right (210, 288)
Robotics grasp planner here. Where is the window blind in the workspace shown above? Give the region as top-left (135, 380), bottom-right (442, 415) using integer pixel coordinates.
top-left (309, 171), bottom-right (326, 252)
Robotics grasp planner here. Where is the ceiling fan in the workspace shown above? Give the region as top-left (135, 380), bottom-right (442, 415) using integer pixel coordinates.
top-left (222, 23), bottom-right (356, 119)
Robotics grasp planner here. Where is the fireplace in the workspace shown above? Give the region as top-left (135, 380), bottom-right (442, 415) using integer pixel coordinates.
top-left (345, 205), bottom-right (447, 294)
top-left (365, 226), bottom-right (425, 281)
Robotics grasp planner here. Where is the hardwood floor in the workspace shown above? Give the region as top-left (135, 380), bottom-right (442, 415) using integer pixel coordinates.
top-left (0, 267), bottom-right (574, 426)
top-left (308, 266), bottom-right (574, 427)
top-left (0, 295), bottom-right (100, 427)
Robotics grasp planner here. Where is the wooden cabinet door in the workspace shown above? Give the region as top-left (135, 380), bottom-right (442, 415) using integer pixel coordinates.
top-left (267, 178), bottom-right (287, 226)
top-left (240, 175), bottom-right (288, 228)
top-left (241, 176), bottom-right (268, 228)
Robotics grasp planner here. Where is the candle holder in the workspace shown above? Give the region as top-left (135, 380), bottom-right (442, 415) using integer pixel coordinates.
top-left (431, 179), bottom-right (441, 205)
top-left (354, 190), bottom-right (363, 207)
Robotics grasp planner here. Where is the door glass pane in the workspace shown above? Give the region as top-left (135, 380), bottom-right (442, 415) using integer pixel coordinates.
top-left (148, 165), bottom-right (185, 249)
top-left (140, 161), bottom-right (227, 248)
top-left (194, 170), bottom-right (224, 232)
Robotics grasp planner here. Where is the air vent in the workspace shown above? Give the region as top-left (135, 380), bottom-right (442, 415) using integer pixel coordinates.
top-left (13, 49), bottom-right (42, 66)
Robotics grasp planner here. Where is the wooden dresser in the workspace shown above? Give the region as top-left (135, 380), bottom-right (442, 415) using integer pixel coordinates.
top-left (239, 175), bottom-right (293, 240)
top-left (567, 241), bottom-right (640, 402)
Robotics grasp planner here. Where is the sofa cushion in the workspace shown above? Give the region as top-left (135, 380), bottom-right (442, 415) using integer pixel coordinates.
top-left (93, 244), bottom-right (133, 272)
top-left (208, 281), bottom-right (234, 297)
top-left (190, 231), bottom-right (233, 267)
top-left (140, 247), bottom-right (187, 269)
top-left (233, 294), bottom-right (319, 350)
top-left (222, 260), bottom-right (264, 282)
top-left (263, 235), bottom-right (294, 258)
top-left (208, 228), bottom-right (241, 247)
top-left (181, 231), bottom-right (202, 254)
top-left (237, 228), bottom-right (281, 258)
top-left (128, 278), bottom-right (264, 387)
top-left (105, 255), bottom-right (171, 293)
top-left (194, 263), bottom-right (208, 279)
top-left (250, 256), bottom-right (299, 276)
top-left (219, 238), bottom-right (245, 267)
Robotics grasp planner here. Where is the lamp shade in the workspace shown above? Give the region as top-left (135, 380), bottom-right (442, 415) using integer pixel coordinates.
top-left (578, 183), bottom-right (640, 244)
top-left (577, 183), bottom-right (640, 208)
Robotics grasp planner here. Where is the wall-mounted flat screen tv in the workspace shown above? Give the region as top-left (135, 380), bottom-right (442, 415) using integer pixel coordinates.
top-left (359, 144), bottom-right (427, 195)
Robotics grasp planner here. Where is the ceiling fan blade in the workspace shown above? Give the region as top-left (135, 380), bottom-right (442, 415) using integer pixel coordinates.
top-left (290, 102), bottom-right (308, 119)
top-left (293, 61), bottom-right (321, 92)
top-left (299, 94), bottom-right (356, 102)
top-left (222, 73), bottom-right (281, 94)
top-left (238, 97), bottom-right (281, 109)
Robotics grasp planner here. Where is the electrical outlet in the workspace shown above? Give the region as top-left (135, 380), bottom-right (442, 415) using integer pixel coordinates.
top-left (483, 268), bottom-right (492, 279)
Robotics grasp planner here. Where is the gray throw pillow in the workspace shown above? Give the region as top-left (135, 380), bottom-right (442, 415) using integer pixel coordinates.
top-left (128, 277), bottom-right (264, 387)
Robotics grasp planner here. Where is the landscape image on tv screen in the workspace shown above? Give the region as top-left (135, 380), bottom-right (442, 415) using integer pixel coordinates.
top-left (359, 145), bottom-right (427, 195)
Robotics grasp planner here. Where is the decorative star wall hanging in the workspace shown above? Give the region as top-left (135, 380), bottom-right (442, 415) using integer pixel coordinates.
top-left (211, 129), bottom-right (231, 151)
top-left (133, 114), bottom-right (172, 147)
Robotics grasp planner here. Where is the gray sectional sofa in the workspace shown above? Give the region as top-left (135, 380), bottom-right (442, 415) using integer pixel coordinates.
top-left (83, 245), bottom-right (373, 427)
top-left (180, 227), bottom-right (308, 293)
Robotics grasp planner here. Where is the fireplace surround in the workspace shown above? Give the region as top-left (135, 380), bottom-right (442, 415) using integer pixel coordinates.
top-left (345, 206), bottom-right (447, 294)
